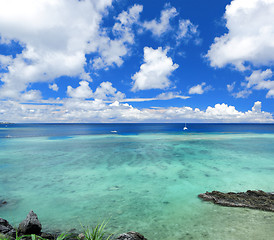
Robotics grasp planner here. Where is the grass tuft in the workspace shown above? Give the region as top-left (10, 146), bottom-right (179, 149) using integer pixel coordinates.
top-left (81, 220), bottom-right (113, 240)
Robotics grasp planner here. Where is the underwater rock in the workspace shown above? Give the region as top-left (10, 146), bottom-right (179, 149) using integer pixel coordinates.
top-left (0, 200), bottom-right (7, 207)
top-left (18, 210), bottom-right (42, 235)
top-left (0, 218), bottom-right (16, 238)
top-left (198, 190), bottom-right (274, 212)
top-left (108, 185), bottom-right (120, 191)
top-left (116, 231), bottom-right (147, 240)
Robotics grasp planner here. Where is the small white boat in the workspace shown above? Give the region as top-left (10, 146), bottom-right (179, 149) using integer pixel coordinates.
top-left (183, 123), bottom-right (188, 130)
top-left (111, 130), bottom-right (117, 133)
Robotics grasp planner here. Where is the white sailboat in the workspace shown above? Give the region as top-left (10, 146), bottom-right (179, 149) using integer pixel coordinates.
top-left (183, 123), bottom-right (188, 130)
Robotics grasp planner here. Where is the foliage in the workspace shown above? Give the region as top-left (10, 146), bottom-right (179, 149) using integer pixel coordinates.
top-left (0, 220), bottom-right (113, 240)
top-left (0, 233), bottom-right (10, 240)
top-left (0, 232), bottom-right (71, 240)
top-left (55, 233), bottom-right (71, 240)
top-left (81, 220), bottom-right (113, 240)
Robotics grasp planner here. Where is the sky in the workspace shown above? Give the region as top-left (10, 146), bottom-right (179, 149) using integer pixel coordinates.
top-left (0, 0), bottom-right (274, 123)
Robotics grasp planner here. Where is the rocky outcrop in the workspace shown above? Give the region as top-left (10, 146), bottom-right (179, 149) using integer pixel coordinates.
top-left (1, 211), bottom-right (148, 240)
top-left (0, 218), bottom-right (16, 238)
top-left (116, 231), bottom-right (147, 240)
top-left (198, 190), bottom-right (274, 212)
top-left (18, 210), bottom-right (42, 235)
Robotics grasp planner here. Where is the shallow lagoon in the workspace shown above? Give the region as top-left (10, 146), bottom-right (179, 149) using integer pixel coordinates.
top-left (0, 124), bottom-right (274, 239)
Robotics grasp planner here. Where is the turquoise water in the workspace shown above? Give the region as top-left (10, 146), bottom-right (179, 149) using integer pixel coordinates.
top-left (0, 125), bottom-right (274, 239)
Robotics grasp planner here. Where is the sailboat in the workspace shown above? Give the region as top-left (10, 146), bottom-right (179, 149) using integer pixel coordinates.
top-left (183, 123), bottom-right (188, 130)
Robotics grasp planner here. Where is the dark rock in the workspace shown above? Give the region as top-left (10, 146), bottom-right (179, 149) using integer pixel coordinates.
top-left (0, 200), bottom-right (7, 207)
top-left (78, 233), bottom-right (85, 240)
top-left (0, 218), bottom-right (16, 237)
top-left (116, 231), bottom-right (147, 240)
top-left (18, 210), bottom-right (42, 235)
top-left (198, 190), bottom-right (274, 212)
top-left (41, 232), bottom-right (55, 240)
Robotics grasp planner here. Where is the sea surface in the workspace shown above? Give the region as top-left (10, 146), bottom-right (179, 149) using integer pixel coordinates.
top-left (0, 123), bottom-right (274, 240)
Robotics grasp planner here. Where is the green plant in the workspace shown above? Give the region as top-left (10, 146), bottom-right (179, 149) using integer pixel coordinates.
top-left (0, 231), bottom-right (26, 240)
top-left (55, 233), bottom-right (70, 240)
top-left (0, 231), bottom-right (71, 240)
top-left (19, 234), bottom-right (44, 240)
top-left (81, 220), bottom-right (113, 240)
top-left (0, 233), bottom-right (10, 240)
top-left (15, 231), bottom-right (27, 240)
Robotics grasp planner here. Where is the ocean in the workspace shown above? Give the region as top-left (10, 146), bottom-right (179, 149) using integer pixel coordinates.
top-left (0, 123), bottom-right (274, 239)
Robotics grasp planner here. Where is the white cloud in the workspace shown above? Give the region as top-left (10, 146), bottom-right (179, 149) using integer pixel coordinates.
top-left (0, 0), bottom-right (118, 99)
top-left (252, 101), bottom-right (262, 113)
top-left (228, 69), bottom-right (274, 98)
top-left (188, 82), bottom-right (211, 95)
top-left (92, 38), bottom-right (128, 70)
top-left (0, 100), bottom-right (272, 123)
top-left (227, 82), bottom-right (236, 92)
top-left (92, 4), bottom-right (143, 70)
top-left (143, 5), bottom-right (178, 37)
top-left (21, 90), bottom-right (42, 101)
top-left (67, 81), bottom-right (93, 99)
top-left (176, 19), bottom-right (200, 45)
top-left (255, 80), bottom-right (274, 98)
top-left (240, 69), bottom-right (274, 98)
top-left (207, 0), bottom-right (274, 70)
top-left (80, 72), bottom-right (93, 82)
top-left (120, 92), bottom-right (189, 102)
top-left (131, 47), bottom-right (179, 91)
top-left (67, 81), bottom-right (125, 101)
top-left (94, 81), bottom-right (125, 101)
top-left (233, 89), bottom-right (252, 98)
top-left (245, 69), bottom-right (272, 88)
top-left (156, 92), bottom-right (189, 100)
top-left (49, 83), bottom-right (59, 92)
top-left (113, 4), bottom-right (143, 40)
top-left (246, 69), bottom-right (274, 98)
top-left (0, 55), bottom-right (13, 68)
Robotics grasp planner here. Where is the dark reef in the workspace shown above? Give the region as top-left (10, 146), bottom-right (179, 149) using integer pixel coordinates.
top-left (198, 190), bottom-right (274, 212)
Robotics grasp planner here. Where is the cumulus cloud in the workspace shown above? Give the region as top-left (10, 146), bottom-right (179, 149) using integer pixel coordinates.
top-left (207, 0), bottom-right (274, 70)
top-left (0, 0), bottom-right (137, 99)
top-left (93, 81), bottom-right (125, 101)
top-left (231, 69), bottom-right (274, 98)
top-left (67, 81), bottom-right (125, 101)
top-left (143, 5), bottom-right (178, 37)
top-left (92, 4), bottom-right (143, 70)
top-left (188, 82), bottom-right (211, 95)
top-left (67, 81), bottom-right (93, 99)
top-left (113, 4), bottom-right (143, 39)
top-left (80, 72), bottom-right (93, 82)
top-left (233, 89), bottom-right (252, 98)
top-left (21, 90), bottom-right (42, 101)
top-left (245, 69), bottom-right (272, 88)
top-left (176, 19), bottom-right (200, 45)
top-left (49, 83), bottom-right (59, 92)
top-left (227, 82), bottom-right (236, 92)
top-left (252, 101), bottom-right (262, 112)
top-left (131, 47), bottom-right (179, 91)
top-left (244, 69), bottom-right (274, 98)
top-left (0, 100), bottom-right (272, 123)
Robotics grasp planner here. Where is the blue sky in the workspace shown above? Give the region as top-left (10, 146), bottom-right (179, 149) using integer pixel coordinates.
top-left (0, 0), bottom-right (273, 123)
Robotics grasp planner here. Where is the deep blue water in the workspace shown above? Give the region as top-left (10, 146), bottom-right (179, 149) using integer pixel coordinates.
top-left (1, 123), bottom-right (274, 138)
